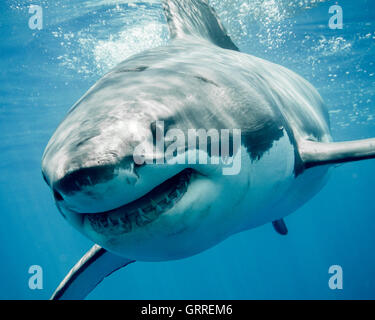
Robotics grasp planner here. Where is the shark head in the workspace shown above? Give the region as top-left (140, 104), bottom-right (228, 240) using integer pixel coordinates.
top-left (41, 56), bottom-right (259, 262)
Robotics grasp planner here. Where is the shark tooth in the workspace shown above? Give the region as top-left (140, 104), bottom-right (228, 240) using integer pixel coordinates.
top-left (136, 214), bottom-right (152, 227)
top-left (109, 217), bottom-right (119, 226)
top-left (119, 216), bottom-right (132, 233)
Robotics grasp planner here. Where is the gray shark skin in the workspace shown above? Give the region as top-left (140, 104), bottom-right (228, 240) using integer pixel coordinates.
top-left (42, 0), bottom-right (375, 300)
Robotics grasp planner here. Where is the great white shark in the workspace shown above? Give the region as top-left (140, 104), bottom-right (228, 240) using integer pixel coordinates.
top-left (42, 0), bottom-right (375, 299)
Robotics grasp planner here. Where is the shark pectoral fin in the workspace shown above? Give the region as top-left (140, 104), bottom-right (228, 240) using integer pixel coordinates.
top-left (272, 219), bottom-right (288, 236)
top-left (162, 0), bottom-right (239, 51)
top-left (51, 245), bottom-right (135, 300)
top-left (299, 138), bottom-right (375, 170)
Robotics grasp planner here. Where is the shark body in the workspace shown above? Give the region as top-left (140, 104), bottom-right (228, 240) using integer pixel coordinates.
top-left (41, 0), bottom-right (375, 299)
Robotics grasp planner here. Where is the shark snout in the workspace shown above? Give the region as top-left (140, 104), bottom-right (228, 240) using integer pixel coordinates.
top-left (45, 156), bottom-right (143, 214)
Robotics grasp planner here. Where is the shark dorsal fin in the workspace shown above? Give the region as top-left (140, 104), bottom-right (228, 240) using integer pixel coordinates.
top-left (299, 138), bottom-right (375, 170)
top-left (162, 0), bottom-right (239, 51)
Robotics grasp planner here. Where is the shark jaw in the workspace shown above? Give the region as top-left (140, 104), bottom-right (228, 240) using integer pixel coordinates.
top-left (56, 168), bottom-right (195, 236)
top-left (86, 168), bottom-right (194, 235)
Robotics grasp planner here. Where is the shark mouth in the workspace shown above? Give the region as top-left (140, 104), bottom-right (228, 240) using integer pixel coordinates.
top-left (82, 169), bottom-right (193, 235)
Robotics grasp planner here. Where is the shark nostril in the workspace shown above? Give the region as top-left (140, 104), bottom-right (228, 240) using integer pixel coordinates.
top-left (53, 190), bottom-right (64, 202)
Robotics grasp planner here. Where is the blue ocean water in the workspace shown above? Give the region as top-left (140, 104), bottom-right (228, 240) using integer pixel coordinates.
top-left (0, 0), bottom-right (374, 300)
